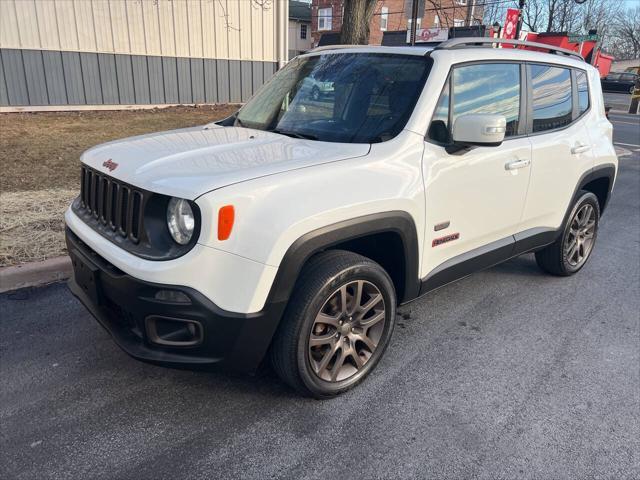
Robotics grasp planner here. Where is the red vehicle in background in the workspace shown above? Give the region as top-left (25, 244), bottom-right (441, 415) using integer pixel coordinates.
top-left (525, 31), bottom-right (614, 78)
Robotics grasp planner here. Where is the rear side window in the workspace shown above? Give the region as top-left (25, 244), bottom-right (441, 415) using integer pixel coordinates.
top-left (427, 62), bottom-right (521, 143)
top-left (576, 70), bottom-right (589, 116)
top-left (531, 65), bottom-right (572, 132)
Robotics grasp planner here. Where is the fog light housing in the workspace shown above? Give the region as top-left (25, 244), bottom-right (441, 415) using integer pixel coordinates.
top-left (154, 290), bottom-right (191, 304)
top-left (145, 316), bottom-right (203, 347)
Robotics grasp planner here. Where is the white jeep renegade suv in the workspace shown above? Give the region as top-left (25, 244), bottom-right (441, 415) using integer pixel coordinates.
top-left (66, 39), bottom-right (617, 398)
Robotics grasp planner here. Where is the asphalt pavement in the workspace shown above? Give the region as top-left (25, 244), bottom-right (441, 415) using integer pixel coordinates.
top-left (1, 115), bottom-right (639, 480)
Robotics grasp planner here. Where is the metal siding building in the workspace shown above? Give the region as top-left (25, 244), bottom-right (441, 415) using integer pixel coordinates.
top-left (0, 0), bottom-right (288, 110)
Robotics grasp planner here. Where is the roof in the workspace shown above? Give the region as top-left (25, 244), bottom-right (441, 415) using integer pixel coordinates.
top-left (289, 1), bottom-right (311, 22)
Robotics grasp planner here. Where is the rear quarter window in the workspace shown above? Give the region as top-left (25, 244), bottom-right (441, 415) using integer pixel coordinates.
top-left (576, 70), bottom-right (589, 116)
top-left (530, 65), bottom-right (572, 133)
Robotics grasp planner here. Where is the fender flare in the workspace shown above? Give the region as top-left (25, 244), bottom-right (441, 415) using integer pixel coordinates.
top-left (264, 211), bottom-right (421, 306)
top-left (563, 163), bottom-right (616, 229)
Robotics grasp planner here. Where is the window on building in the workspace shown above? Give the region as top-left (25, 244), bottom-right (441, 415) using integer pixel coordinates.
top-left (318, 7), bottom-right (332, 31)
top-left (407, 17), bottom-right (422, 29)
top-left (576, 70), bottom-right (589, 116)
top-left (456, 0), bottom-right (468, 5)
top-left (453, 19), bottom-right (464, 27)
top-left (531, 65), bottom-right (573, 132)
top-left (428, 63), bottom-right (521, 143)
top-left (300, 24), bottom-right (307, 39)
top-left (380, 7), bottom-right (388, 31)
top-left (433, 15), bottom-right (440, 27)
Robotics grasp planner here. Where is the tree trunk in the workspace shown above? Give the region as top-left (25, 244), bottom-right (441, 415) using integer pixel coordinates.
top-left (340, 0), bottom-right (377, 45)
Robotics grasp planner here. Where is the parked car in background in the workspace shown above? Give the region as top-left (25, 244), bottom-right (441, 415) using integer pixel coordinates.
top-left (601, 72), bottom-right (639, 94)
top-left (300, 75), bottom-right (335, 100)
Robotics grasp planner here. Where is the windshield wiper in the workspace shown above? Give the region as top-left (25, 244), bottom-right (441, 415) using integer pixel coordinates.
top-left (268, 128), bottom-right (318, 140)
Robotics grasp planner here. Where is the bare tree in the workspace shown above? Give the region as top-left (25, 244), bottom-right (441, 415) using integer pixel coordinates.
top-left (606, 6), bottom-right (640, 59)
top-left (340, 0), bottom-right (377, 44)
top-left (520, 0), bottom-right (545, 32)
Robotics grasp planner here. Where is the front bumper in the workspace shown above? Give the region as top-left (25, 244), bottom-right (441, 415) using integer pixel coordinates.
top-left (66, 228), bottom-right (285, 373)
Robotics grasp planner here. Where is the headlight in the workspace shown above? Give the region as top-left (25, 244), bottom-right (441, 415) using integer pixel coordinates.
top-left (166, 197), bottom-right (195, 245)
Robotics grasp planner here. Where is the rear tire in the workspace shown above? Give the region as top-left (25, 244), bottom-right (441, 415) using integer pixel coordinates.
top-left (535, 190), bottom-right (600, 276)
top-left (270, 250), bottom-right (396, 398)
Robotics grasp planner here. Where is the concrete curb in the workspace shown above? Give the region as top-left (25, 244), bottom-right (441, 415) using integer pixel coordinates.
top-left (0, 256), bottom-right (72, 293)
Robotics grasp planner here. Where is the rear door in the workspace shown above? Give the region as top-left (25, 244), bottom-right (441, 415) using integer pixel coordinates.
top-left (519, 64), bottom-right (595, 233)
top-left (421, 62), bottom-right (531, 278)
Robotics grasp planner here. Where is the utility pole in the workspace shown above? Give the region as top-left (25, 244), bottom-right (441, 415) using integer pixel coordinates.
top-left (514, 0), bottom-right (525, 39)
top-left (410, 0), bottom-right (419, 46)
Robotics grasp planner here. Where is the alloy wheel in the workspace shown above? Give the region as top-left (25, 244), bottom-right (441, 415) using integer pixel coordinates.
top-left (308, 280), bottom-right (386, 382)
top-left (565, 203), bottom-right (596, 267)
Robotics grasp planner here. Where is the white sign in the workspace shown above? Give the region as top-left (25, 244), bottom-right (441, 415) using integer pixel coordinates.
top-left (407, 28), bottom-right (449, 44)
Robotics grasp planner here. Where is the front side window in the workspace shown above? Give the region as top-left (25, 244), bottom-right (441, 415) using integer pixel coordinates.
top-left (576, 70), bottom-right (589, 116)
top-left (300, 24), bottom-right (307, 39)
top-left (236, 53), bottom-right (432, 143)
top-left (380, 7), bottom-right (388, 31)
top-left (428, 62), bottom-right (521, 143)
top-left (531, 65), bottom-right (572, 132)
top-left (318, 7), bottom-right (332, 31)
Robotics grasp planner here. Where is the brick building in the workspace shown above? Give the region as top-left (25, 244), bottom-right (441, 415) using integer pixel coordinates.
top-left (311, 0), bottom-right (482, 47)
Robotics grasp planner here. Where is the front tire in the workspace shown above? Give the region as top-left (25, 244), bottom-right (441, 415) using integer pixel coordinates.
top-left (270, 250), bottom-right (396, 398)
top-left (535, 190), bottom-right (600, 276)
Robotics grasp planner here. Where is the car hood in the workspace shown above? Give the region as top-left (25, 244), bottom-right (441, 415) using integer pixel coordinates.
top-left (80, 125), bottom-right (370, 199)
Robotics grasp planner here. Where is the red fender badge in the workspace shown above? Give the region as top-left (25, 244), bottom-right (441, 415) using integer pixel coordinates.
top-left (102, 159), bottom-right (119, 171)
top-left (432, 232), bottom-right (460, 247)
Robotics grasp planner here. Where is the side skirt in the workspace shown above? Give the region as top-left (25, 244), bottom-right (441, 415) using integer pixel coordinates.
top-left (413, 227), bottom-right (559, 300)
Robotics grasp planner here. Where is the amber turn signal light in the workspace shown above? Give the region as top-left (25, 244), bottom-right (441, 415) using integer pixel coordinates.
top-left (218, 205), bottom-right (235, 240)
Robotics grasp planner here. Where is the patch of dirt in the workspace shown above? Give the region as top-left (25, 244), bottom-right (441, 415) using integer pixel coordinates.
top-left (0, 105), bottom-right (238, 266)
top-left (0, 104), bottom-right (238, 193)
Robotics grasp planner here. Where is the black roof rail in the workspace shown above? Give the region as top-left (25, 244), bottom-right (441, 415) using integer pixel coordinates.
top-left (434, 38), bottom-right (584, 61)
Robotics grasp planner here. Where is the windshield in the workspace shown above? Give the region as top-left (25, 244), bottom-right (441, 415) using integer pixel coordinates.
top-left (235, 53), bottom-right (432, 143)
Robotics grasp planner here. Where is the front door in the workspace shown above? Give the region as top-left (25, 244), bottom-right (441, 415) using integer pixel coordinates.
top-left (421, 62), bottom-right (531, 280)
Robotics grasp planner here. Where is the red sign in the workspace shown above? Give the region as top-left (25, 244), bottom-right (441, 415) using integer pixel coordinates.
top-left (503, 8), bottom-right (520, 40)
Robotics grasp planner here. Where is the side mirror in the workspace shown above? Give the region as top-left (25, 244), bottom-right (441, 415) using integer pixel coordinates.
top-left (450, 114), bottom-right (507, 151)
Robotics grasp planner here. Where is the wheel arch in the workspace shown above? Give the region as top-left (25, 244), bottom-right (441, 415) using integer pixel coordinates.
top-left (265, 211), bottom-right (421, 308)
top-left (577, 164), bottom-right (616, 214)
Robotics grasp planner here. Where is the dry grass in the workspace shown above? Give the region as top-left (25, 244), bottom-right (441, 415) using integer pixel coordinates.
top-left (0, 105), bottom-right (238, 266)
top-left (0, 104), bottom-right (237, 193)
top-left (0, 189), bottom-right (77, 266)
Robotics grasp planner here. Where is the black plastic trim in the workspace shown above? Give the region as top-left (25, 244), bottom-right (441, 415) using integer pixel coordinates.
top-left (573, 163), bottom-right (617, 214)
top-left (266, 212), bottom-right (421, 305)
top-left (418, 227), bottom-right (558, 297)
top-left (66, 228), bottom-right (285, 373)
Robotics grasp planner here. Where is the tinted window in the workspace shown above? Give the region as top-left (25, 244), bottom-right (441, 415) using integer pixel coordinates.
top-left (452, 63), bottom-right (521, 137)
top-left (576, 70), bottom-right (589, 115)
top-left (236, 53), bottom-right (432, 143)
top-left (428, 63), bottom-right (521, 143)
top-left (531, 65), bottom-right (572, 132)
top-left (620, 73), bottom-right (637, 82)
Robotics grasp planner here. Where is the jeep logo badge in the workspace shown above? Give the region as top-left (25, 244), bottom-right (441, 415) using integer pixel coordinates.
top-left (102, 159), bottom-right (118, 171)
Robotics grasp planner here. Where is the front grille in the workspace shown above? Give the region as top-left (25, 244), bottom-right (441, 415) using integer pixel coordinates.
top-left (79, 166), bottom-right (145, 243)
